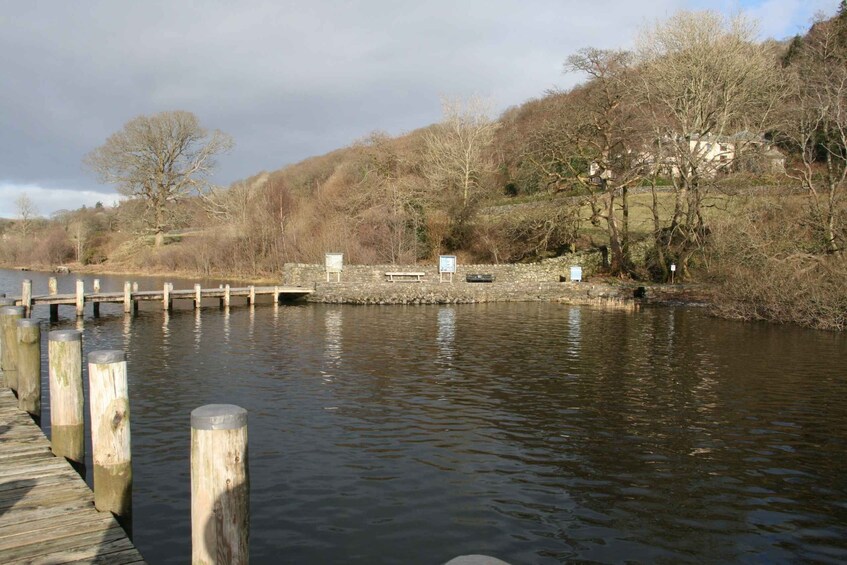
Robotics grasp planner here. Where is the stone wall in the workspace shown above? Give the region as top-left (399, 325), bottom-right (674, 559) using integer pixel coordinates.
top-left (282, 253), bottom-right (605, 287)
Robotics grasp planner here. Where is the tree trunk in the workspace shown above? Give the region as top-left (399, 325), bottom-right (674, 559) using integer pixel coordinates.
top-left (155, 231), bottom-right (165, 247)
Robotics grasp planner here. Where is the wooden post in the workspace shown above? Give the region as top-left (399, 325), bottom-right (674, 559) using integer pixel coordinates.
top-left (219, 285), bottom-right (224, 309)
top-left (88, 350), bottom-right (132, 534)
top-left (0, 306), bottom-right (24, 393)
top-left (21, 279), bottom-right (32, 318)
top-left (75, 279), bottom-right (85, 317)
top-left (49, 276), bottom-right (59, 321)
top-left (191, 404), bottom-right (249, 565)
top-left (194, 283), bottom-right (202, 309)
top-left (16, 319), bottom-right (41, 421)
top-left (93, 279), bottom-right (101, 317)
top-left (224, 284), bottom-right (231, 308)
top-left (248, 285), bottom-right (256, 306)
top-left (49, 330), bottom-right (85, 470)
top-left (123, 281), bottom-right (132, 313)
top-left (163, 282), bottom-right (171, 311)
top-left (132, 282), bottom-right (139, 313)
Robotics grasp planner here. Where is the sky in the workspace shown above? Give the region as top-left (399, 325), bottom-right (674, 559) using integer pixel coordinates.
top-left (0, 0), bottom-right (839, 218)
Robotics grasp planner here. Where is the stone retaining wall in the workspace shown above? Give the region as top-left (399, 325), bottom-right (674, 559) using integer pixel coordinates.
top-left (282, 254), bottom-right (605, 287)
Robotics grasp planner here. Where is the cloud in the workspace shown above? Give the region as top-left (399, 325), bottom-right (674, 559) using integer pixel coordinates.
top-left (0, 182), bottom-right (119, 219)
top-left (0, 0), bottom-right (837, 214)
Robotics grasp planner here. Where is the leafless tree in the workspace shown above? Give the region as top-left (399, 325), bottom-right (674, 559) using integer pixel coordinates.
top-left (635, 11), bottom-right (784, 278)
top-left (423, 97), bottom-right (500, 206)
top-left (85, 110), bottom-right (233, 246)
top-left (780, 13), bottom-right (847, 254)
top-left (15, 194), bottom-right (38, 237)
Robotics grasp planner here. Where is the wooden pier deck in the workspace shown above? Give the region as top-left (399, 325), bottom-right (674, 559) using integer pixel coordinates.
top-left (0, 388), bottom-right (145, 564)
top-left (10, 281), bottom-right (313, 317)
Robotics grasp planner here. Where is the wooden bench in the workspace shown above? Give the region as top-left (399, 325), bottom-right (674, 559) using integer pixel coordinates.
top-left (385, 272), bottom-right (425, 283)
top-left (466, 274), bottom-right (495, 283)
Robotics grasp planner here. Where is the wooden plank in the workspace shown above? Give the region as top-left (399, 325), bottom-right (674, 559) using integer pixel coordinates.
top-left (0, 388), bottom-right (146, 564)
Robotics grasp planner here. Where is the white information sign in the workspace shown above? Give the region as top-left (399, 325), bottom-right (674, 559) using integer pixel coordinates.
top-left (570, 266), bottom-right (583, 282)
top-left (325, 253), bottom-right (343, 282)
top-left (439, 255), bottom-right (457, 274)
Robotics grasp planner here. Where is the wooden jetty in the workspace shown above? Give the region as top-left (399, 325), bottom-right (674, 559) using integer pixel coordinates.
top-left (0, 387), bottom-right (146, 564)
top-left (11, 279), bottom-right (313, 318)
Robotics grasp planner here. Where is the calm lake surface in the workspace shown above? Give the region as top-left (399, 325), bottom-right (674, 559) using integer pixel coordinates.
top-left (3, 270), bottom-right (847, 564)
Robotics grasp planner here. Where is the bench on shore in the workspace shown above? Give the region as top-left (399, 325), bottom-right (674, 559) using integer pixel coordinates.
top-left (466, 274), bottom-right (495, 283)
top-left (385, 272), bottom-right (425, 283)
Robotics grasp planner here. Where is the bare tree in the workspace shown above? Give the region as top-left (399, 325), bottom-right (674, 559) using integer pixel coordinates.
top-left (15, 194), bottom-right (38, 237)
top-left (424, 98), bottom-right (500, 198)
top-left (85, 110), bottom-right (233, 246)
top-left (636, 11), bottom-right (783, 278)
top-left (781, 12), bottom-right (847, 253)
top-left (528, 48), bottom-right (646, 275)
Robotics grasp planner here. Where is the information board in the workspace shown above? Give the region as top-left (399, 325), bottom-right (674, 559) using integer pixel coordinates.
top-left (439, 255), bottom-right (457, 273)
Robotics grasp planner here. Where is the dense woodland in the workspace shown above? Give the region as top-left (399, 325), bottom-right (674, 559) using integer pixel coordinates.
top-left (2, 8), bottom-right (846, 329)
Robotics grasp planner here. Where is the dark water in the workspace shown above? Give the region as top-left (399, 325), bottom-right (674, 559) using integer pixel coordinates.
top-left (3, 270), bottom-right (847, 564)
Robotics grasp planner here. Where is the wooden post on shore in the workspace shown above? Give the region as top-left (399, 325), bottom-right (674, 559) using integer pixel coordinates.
top-left (194, 284), bottom-right (202, 309)
top-left (49, 330), bottom-right (85, 471)
top-left (88, 350), bottom-right (132, 535)
top-left (191, 404), bottom-right (249, 565)
top-left (224, 284), bottom-right (231, 309)
top-left (93, 279), bottom-right (101, 317)
top-left (0, 306), bottom-right (24, 393)
top-left (49, 276), bottom-right (59, 321)
top-left (163, 282), bottom-right (171, 311)
top-left (132, 282), bottom-right (139, 313)
top-left (21, 280), bottom-right (32, 318)
top-left (123, 281), bottom-right (132, 313)
top-left (16, 319), bottom-right (41, 421)
top-left (248, 285), bottom-right (256, 306)
top-left (75, 280), bottom-right (85, 317)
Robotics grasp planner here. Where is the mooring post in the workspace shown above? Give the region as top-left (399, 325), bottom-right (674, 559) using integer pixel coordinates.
top-left (224, 284), bottom-right (231, 309)
top-left (49, 276), bottom-right (59, 321)
top-left (219, 284), bottom-right (224, 309)
top-left (0, 306), bottom-right (24, 393)
top-left (132, 282), bottom-right (139, 313)
top-left (248, 285), bottom-right (256, 306)
top-left (88, 350), bottom-right (132, 535)
top-left (75, 279), bottom-right (85, 317)
top-left (123, 281), bottom-right (132, 313)
top-left (191, 404), bottom-right (249, 565)
top-left (92, 279), bottom-right (101, 317)
top-left (163, 282), bottom-right (171, 311)
top-left (21, 279), bottom-right (32, 318)
top-left (16, 319), bottom-right (41, 421)
top-left (49, 330), bottom-right (85, 471)
top-left (273, 286), bottom-right (280, 303)
top-left (194, 283), bottom-right (202, 309)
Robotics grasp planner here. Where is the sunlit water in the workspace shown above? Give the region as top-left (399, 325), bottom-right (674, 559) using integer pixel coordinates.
top-left (3, 270), bottom-right (847, 564)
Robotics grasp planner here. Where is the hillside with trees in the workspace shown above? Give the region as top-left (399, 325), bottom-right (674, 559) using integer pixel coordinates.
top-left (3, 7), bottom-right (845, 329)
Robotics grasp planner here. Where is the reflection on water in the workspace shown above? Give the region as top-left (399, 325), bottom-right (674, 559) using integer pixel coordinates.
top-left (3, 270), bottom-right (847, 565)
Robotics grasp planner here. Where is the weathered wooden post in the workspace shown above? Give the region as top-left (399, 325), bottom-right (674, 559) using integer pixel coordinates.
top-left (248, 285), bottom-right (256, 306)
top-left (123, 281), bottom-right (132, 313)
top-left (88, 350), bottom-right (132, 534)
top-left (49, 276), bottom-right (59, 321)
top-left (224, 284), bottom-right (231, 309)
top-left (21, 279), bottom-right (32, 318)
top-left (49, 330), bottom-right (85, 471)
top-left (132, 282), bottom-right (139, 313)
top-left (194, 284), bottom-right (202, 309)
top-left (75, 279), bottom-right (85, 317)
top-left (16, 319), bottom-right (41, 421)
top-left (0, 306), bottom-right (24, 393)
top-left (93, 279), bottom-right (101, 317)
top-left (191, 404), bottom-right (249, 565)
top-left (219, 284), bottom-right (224, 309)
top-left (163, 282), bottom-right (171, 311)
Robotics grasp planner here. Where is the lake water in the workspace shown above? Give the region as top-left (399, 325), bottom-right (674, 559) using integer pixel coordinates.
top-left (2, 270), bottom-right (847, 564)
